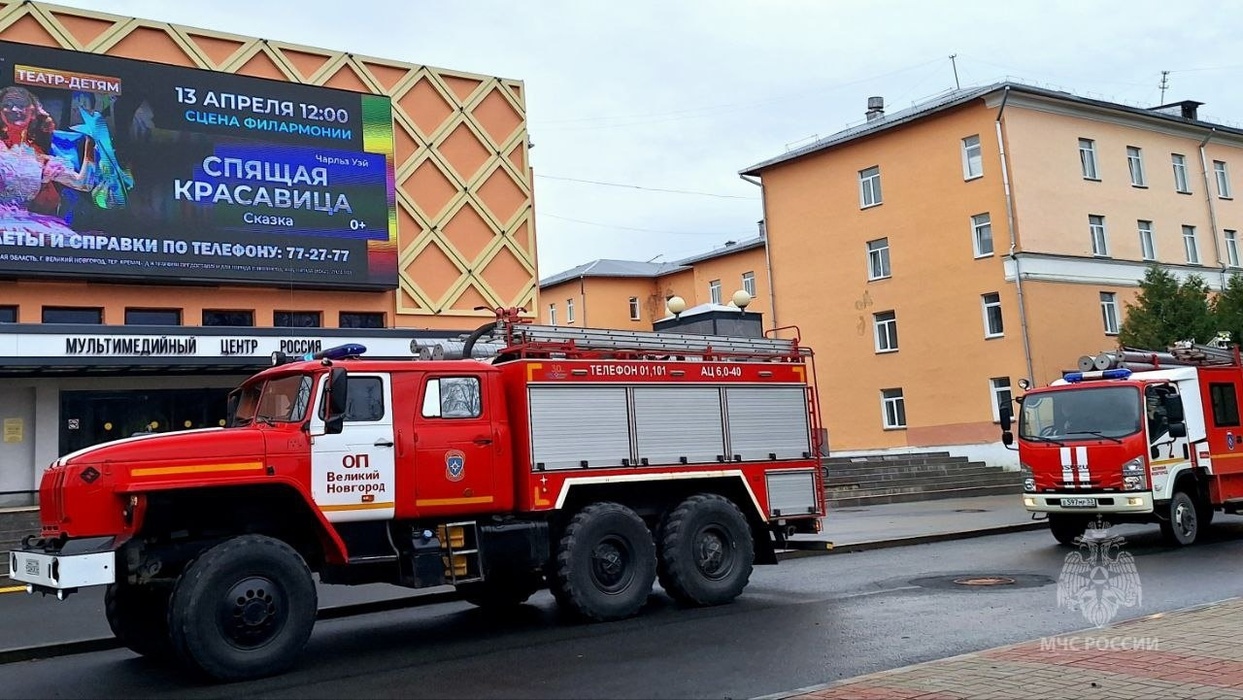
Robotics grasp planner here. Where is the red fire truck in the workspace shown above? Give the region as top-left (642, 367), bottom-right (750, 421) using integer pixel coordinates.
top-left (1001, 343), bottom-right (1243, 547)
top-left (8, 309), bottom-right (825, 681)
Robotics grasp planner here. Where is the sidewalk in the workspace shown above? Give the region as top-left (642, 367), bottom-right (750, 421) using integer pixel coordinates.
top-left (764, 597), bottom-right (1243, 699)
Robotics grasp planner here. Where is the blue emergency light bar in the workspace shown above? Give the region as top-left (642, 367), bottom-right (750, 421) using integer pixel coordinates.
top-left (307, 344), bottom-right (367, 361)
top-left (1063, 368), bottom-right (1132, 382)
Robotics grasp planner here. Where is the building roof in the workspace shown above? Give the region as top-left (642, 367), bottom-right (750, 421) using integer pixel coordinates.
top-left (739, 80), bottom-right (1243, 176)
top-left (538, 236), bottom-right (766, 288)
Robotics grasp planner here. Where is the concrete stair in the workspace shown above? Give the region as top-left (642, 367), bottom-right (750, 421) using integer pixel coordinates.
top-left (0, 510), bottom-right (39, 578)
top-left (824, 451), bottom-right (1022, 508)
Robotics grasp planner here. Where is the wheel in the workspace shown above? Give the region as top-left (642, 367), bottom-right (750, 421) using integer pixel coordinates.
top-left (167, 535), bottom-right (317, 681)
top-left (1048, 514), bottom-right (1087, 546)
top-left (459, 573), bottom-right (542, 609)
top-left (549, 502), bottom-right (656, 621)
top-left (1160, 490), bottom-right (1199, 546)
top-left (656, 494), bottom-right (754, 606)
top-left (105, 582), bottom-right (174, 661)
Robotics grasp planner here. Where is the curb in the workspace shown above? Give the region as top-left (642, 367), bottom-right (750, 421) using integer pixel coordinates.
top-left (752, 594), bottom-right (1243, 700)
top-left (776, 521), bottom-right (1047, 560)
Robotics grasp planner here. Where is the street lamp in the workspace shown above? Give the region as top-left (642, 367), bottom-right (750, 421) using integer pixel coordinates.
top-left (666, 295), bottom-right (686, 318)
top-left (731, 290), bottom-right (752, 313)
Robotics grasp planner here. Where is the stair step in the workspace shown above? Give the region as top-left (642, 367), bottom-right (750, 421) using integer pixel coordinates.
top-left (827, 474), bottom-right (1022, 492)
top-left (828, 484), bottom-right (1023, 508)
top-left (825, 462), bottom-right (999, 477)
top-left (822, 454), bottom-right (967, 468)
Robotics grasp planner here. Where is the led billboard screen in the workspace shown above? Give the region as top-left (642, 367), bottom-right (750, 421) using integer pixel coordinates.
top-left (0, 40), bottom-right (397, 290)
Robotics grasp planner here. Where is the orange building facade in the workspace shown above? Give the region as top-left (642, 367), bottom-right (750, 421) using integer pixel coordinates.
top-left (0, 1), bottom-right (536, 502)
top-left (539, 237), bottom-right (771, 330)
top-left (742, 84), bottom-right (1243, 467)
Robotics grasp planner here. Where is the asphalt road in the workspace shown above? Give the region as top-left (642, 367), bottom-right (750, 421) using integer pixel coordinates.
top-left (2, 520), bottom-right (1243, 699)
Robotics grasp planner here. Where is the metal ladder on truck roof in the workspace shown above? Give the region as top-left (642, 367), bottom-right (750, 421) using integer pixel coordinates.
top-left (502, 324), bottom-right (812, 361)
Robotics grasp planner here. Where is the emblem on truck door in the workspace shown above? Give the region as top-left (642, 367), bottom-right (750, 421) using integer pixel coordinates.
top-left (445, 449), bottom-right (466, 482)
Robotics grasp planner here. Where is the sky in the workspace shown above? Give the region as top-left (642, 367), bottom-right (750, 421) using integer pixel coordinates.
top-left (42, 0), bottom-right (1243, 279)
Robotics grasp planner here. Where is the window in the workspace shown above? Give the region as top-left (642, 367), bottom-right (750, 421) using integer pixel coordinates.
top-left (1088, 215), bottom-right (1109, 256)
top-left (859, 166), bottom-right (882, 207)
top-left (1209, 383), bottom-right (1241, 427)
top-left (971, 213), bottom-right (993, 257)
top-left (873, 311), bottom-right (898, 353)
top-left (549, 304), bottom-right (557, 326)
top-left (1172, 153), bottom-right (1191, 193)
top-left (709, 279), bottom-right (722, 305)
top-left (1183, 225), bottom-right (1200, 264)
top-left (203, 310), bottom-right (254, 327)
top-left (741, 271), bottom-right (756, 297)
top-left (866, 238), bottom-right (891, 280)
top-left (339, 312), bottom-right (384, 328)
top-left (421, 376), bottom-right (482, 419)
top-left (628, 297), bottom-right (640, 321)
top-left (42, 307), bottom-right (102, 324)
top-left (274, 311), bottom-right (321, 327)
top-left (0, 306), bottom-right (14, 323)
top-left (1137, 220), bottom-right (1156, 261)
top-left (1216, 160), bottom-right (1232, 198)
top-left (990, 377), bottom-right (1013, 423)
top-left (962, 135), bottom-right (983, 179)
top-left (1100, 292), bottom-right (1119, 335)
top-left (341, 376), bottom-right (385, 422)
top-left (566, 298), bottom-right (575, 323)
top-left (881, 388), bottom-right (906, 429)
top-left (1229, 230), bottom-right (1241, 268)
top-left (981, 292), bottom-right (1004, 337)
top-left (1126, 146), bottom-right (1146, 186)
top-left (1079, 138), bottom-right (1099, 179)
top-left (125, 308), bottom-right (181, 325)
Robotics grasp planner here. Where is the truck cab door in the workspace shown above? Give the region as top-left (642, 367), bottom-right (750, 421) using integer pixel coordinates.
top-left (412, 372), bottom-right (498, 517)
top-left (309, 372), bottom-right (396, 522)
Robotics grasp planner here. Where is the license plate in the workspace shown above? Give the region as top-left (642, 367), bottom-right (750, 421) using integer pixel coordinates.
top-left (1061, 497), bottom-right (1097, 507)
top-left (24, 558), bottom-right (40, 577)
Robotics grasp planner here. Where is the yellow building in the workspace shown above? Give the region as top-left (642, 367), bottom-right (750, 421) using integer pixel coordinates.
top-left (0, 1), bottom-right (535, 501)
top-left (540, 236), bottom-right (771, 329)
top-left (741, 83), bottom-right (1243, 466)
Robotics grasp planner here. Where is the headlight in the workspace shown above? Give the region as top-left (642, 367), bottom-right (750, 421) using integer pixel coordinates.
top-left (1021, 463), bottom-right (1035, 492)
top-left (1121, 457), bottom-right (1147, 491)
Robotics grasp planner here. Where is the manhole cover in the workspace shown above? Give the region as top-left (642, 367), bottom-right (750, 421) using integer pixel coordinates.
top-left (954, 508), bottom-right (988, 513)
top-left (909, 573), bottom-right (1055, 591)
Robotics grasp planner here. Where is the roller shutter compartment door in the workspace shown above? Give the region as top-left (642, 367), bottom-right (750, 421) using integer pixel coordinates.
top-left (726, 386), bottom-right (811, 461)
top-left (633, 386), bottom-right (725, 465)
top-left (529, 386), bottom-right (631, 470)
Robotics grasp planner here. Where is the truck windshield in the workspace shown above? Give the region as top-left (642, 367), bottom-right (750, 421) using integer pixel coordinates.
top-left (232, 374), bottom-right (314, 426)
top-left (1019, 385), bottom-right (1142, 441)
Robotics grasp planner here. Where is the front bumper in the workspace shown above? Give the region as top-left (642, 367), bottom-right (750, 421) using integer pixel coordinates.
top-left (9, 537), bottom-right (118, 593)
top-left (1023, 492), bottom-right (1153, 514)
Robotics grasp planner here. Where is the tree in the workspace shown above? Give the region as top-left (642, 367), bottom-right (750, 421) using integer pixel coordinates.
top-left (1118, 266), bottom-right (1217, 349)
top-left (1213, 271), bottom-right (1243, 346)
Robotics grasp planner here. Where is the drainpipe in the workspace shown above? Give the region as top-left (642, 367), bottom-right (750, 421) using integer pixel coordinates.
top-left (740, 173), bottom-right (777, 329)
top-left (1197, 128), bottom-right (1227, 290)
top-left (995, 86), bottom-right (1036, 386)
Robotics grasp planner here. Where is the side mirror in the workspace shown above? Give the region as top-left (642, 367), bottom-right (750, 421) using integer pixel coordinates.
top-left (225, 390), bottom-right (241, 427)
top-left (324, 367), bottom-right (348, 435)
top-left (1168, 421), bottom-right (1187, 439)
top-left (1001, 431), bottom-right (1014, 446)
top-left (1163, 394), bottom-right (1185, 423)
top-left (999, 406), bottom-right (1013, 431)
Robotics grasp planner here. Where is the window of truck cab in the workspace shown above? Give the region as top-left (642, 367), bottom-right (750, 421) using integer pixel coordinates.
top-left (1018, 385), bottom-right (1141, 440)
top-left (233, 374), bottom-right (314, 425)
top-left (422, 376), bottom-right (483, 419)
top-left (316, 375), bottom-right (386, 422)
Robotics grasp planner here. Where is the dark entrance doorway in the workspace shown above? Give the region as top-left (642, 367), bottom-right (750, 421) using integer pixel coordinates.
top-left (59, 388), bottom-right (231, 456)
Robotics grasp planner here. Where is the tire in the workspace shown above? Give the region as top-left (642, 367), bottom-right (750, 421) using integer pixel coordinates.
top-left (549, 502), bottom-right (656, 621)
top-left (167, 535), bottom-right (317, 682)
top-left (1048, 514), bottom-right (1087, 546)
top-left (1160, 490), bottom-right (1199, 546)
top-left (459, 573), bottom-right (542, 610)
top-left (105, 582), bottom-right (174, 661)
top-left (656, 494), bottom-right (754, 606)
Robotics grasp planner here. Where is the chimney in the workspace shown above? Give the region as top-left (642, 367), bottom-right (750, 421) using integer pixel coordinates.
top-left (865, 96), bottom-right (885, 121)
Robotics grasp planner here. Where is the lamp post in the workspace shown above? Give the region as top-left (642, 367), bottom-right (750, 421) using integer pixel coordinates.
top-left (666, 295), bottom-right (686, 318)
top-left (731, 290), bottom-right (752, 313)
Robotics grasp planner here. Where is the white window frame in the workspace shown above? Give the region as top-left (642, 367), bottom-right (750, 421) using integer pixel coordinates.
top-left (873, 311), bottom-right (898, 353)
top-left (1216, 160), bottom-right (1232, 199)
top-left (962, 135), bottom-right (983, 179)
top-left (982, 292), bottom-right (1004, 338)
top-left (989, 377), bottom-right (1013, 423)
top-left (1089, 214), bottom-right (1109, 256)
top-left (1127, 146), bottom-right (1146, 187)
top-left (549, 303), bottom-right (557, 326)
top-left (859, 166), bottom-right (882, 208)
top-left (628, 296), bottom-right (640, 321)
top-left (1227, 230), bottom-right (1240, 268)
top-left (1100, 292), bottom-right (1119, 335)
top-left (566, 298), bottom-right (575, 323)
top-left (1183, 225), bottom-right (1200, 264)
top-left (971, 213), bottom-right (993, 258)
top-left (1079, 138), bottom-right (1099, 179)
top-left (741, 271), bottom-right (756, 297)
top-left (708, 279), bottom-right (722, 305)
top-left (1173, 153), bottom-right (1191, 193)
top-left (867, 237), bottom-right (891, 280)
top-left (1138, 220), bottom-right (1156, 261)
top-left (881, 388), bottom-right (906, 429)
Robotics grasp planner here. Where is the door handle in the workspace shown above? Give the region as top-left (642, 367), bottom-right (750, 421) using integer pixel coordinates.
top-left (375, 439), bottom-right (394, 447)
top-left (473, 437), bottom-right (492, 445)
